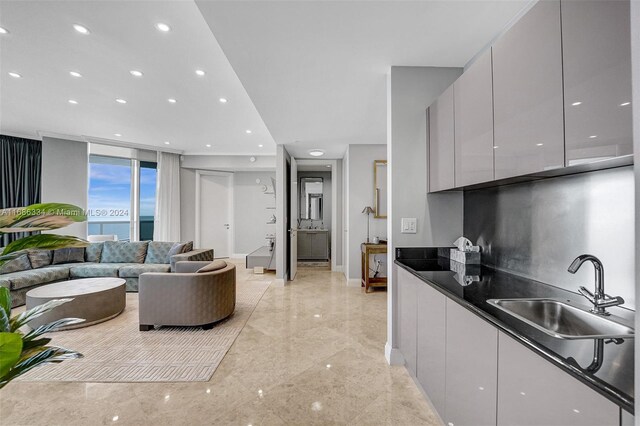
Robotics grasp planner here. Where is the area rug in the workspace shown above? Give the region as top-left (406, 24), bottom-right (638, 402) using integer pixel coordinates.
top-left (17, 279), bottom-right (271, 383)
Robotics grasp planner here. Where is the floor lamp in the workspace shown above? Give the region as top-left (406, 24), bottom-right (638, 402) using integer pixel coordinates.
top-left (362, 206), bottom-right (375, 243)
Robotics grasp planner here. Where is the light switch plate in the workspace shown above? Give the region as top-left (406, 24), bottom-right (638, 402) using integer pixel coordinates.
top-left (401, 218), bottom-right (417, 234)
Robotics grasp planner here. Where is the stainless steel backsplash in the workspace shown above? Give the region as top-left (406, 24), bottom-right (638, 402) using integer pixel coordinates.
top-left (464, 166), bottom-right (635, 309)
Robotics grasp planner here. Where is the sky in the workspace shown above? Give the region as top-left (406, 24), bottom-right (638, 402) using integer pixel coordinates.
top-left (88, 162), bottom-right (156, 222)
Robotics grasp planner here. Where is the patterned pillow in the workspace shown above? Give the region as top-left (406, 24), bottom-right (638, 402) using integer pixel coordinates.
top-left (145, 241), bottom-right (175, 264)
top-left (0, 252), bottom-right (32, 274)
top-left (183, 241), bottom-right (193, 252)
top-left (52, 248), bottom-right (85, 264)
top-left (101, 241), bottom-right (149, 263)
top-left (85, 242), bottom-right (104, 263)
top-left (168, 242), bottom-right (188, 257)
top-left (196, 260), bottom-right (227, 273)
top-left (27, 250), bottom-right (53, 269)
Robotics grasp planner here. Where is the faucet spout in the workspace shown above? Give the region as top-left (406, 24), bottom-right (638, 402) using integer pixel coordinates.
top-left (568, 254), bottom-right (623, 315)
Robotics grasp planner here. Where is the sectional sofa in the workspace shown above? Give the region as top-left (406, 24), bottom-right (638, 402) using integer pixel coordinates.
top-left (0, 241), bottom-right (213, 308)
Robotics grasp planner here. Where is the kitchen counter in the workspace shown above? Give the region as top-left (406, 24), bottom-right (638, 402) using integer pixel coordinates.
top-left (395, 247), bottom-right (634, 413)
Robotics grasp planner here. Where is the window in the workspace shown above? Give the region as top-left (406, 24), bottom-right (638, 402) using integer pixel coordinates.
top-left (88, 155), bottom-right (157, 241)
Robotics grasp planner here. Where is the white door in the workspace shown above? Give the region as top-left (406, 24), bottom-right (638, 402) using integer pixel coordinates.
top-left (289, 157), bottom-right (298, 280)
top-left (198, 173), bottom-right (231, 258)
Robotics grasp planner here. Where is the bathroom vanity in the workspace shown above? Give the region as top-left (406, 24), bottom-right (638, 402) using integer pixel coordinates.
top-left (297, 229), bottom-right (330, 261)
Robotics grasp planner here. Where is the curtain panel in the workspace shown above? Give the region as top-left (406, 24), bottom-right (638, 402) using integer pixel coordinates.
top-left (153, 152), bottom-right (181, 242)
top-left (0, 135), bottom-right (42, 246)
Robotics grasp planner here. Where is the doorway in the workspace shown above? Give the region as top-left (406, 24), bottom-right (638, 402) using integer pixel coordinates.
top-left (196, 171), bottom-right (232, 258)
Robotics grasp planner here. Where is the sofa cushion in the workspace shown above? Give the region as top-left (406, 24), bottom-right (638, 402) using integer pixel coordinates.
top-left (197, 260), bottom-right (227, 273)
top-left (119, 264), bottom-right (171, 278)
top-left (52, 248), bottom-right (85, 265)
top-left (102, 241), bottom-right (148, 263)
top-left (184, 241), bottom-right (194, 252)
top-left (27, 250), bottom-right (53, 269)
top-left (85, 242), bottom-right (104, 263)
top-left (69, 263), bottom-right (128, 278)
top-left (144, 241), bottom-right (175, 264)
top-left (4, 265), bottom-right (71, 291)
top-left (0, 252), bottom-right (31, 274)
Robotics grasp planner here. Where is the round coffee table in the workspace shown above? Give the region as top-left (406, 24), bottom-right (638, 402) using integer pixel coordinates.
top-left (25, 277), bottom-right (126, 330)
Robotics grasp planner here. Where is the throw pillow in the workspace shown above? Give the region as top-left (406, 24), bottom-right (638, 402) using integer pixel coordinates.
top-left (0, 252), bottom-right (32, 274)
top-left (183, 241), bottom-right (194, 252)
top-left (101, 241), bottom-right (149, 263)
top-left (167, 242), bottom-right (188, 259)
top-left (145, 241), bottom-right (175, 264)
top-left (52, 248), bottom-right (85, 265)
top-left (85, 242), bottom-right (104, 263)
top-left (196, 260), bottom-right (227, 273)
top-left (27, 250), bottom-right (53, 269)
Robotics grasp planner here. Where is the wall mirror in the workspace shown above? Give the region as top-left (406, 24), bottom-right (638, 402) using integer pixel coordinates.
top-left (299, 177), bottom-right (323, 220)
top-left (374, 160), bottom-right (387, 218)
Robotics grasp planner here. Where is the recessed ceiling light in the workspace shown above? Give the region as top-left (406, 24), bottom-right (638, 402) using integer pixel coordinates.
top-left (571, 101), bottom-right (582, 106)
top-left (114, 133), bottom-right (122, 137)
top-left (129, 70), bottom-right (143, 77)
top-left (219, 98), bottom-right (228, 103)
top-left (246, 129), bottom-right (252, 134)
top-left (493, 146), bottom-right (499, 149)
top-left (258, 144), bottom-right (263, 148)
top-left (309, 149), bottom-right (325, 157)
top-left (195, 69), bottom-right (205, 76)
top-left (589, 135), bottom-right (597, 139)
top-left (536, 143), bottom-right (544, 146)
top-left (73, 24), bottom-right (90, 34)
top-left (167, 98), bottom-right (177, 103)
top-left (68, 99), bottom-right (78, 104)
top-left (155, 23), bottom-right (171, 32)
top-left (115, 98), bottom-right (127, 104)
top-left (205, 144), bottom-right (211, 148)
top-left (620, 102), bottom-right (631, 106)
top-left (69, 71), bottom-right (82, 78)
top-left (326, 165), bottom-right (332, 168)
top-left (0, 27), bottom-right (9, 34)
top-left (8, 72), bottom-right (21, 78)
top-left (164, 141), bottom-right (170, 145)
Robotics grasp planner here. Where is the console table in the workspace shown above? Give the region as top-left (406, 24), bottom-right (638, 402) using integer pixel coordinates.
top-left (361, 242), bottom-right (387, 293)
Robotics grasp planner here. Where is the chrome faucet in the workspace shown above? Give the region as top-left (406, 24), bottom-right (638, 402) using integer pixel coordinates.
top-left (567, 254), bottom-right (624, 316)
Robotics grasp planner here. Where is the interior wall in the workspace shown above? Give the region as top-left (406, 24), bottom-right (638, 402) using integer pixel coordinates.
top-left (234, 171), bottom-right (276, 255)
top-left (41, 136), bottom-right (88, 238)
top-left (465, 167), bottom-right (635, 309)
top-left (346, 144), bottom-right (387, 281)
top-left (386, 66), bottom-right (464, 364)
top-left (334, 159), bottom-right (343, 269)
top-left (342, 151), bottom-right (350, 278)
top-left (298, 171), bottom-right (332, 230)
top-left (275, 145), bottom-right (290, 282)
top-left (179, 168), bottom-right (197, 243)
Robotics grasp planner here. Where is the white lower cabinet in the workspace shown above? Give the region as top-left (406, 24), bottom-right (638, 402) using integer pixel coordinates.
top-left (497, 332), bottom-right (619, 426)
top-left (444, 300), bottom-right (498, 426)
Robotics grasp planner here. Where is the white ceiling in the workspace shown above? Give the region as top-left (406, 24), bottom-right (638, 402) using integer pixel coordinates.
top-left (0, 0), bottom-right (276, 155)
top-left (196, 0), bottom-right (531, 159)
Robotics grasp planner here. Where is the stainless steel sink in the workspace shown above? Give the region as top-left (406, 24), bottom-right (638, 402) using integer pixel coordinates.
top-left (486, 298), bottom-right (635, 340)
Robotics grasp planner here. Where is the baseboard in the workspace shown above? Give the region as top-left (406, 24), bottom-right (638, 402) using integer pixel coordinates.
top-left (272, 278), bottom-right (286, 287)
top-left (231, 253), bottom-right (248, 259)
top-left (332, 265), bottom-right (343, 273)
top-left (385, 342), bottom-right (405, 366)
top-left (347, 278), bottom-right (361, 288)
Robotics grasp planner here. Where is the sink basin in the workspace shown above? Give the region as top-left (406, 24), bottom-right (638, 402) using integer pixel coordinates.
top-left (486, 298), bottom-right (635, 340)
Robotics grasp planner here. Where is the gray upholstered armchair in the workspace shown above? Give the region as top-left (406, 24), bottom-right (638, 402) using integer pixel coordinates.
top-left (138, 260), bottom-right (236, 331)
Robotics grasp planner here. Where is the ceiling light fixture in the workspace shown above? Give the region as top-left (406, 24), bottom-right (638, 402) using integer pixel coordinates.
top-left (73, 24), bottom-right (90, 34)
top-left (114, 133), bottom-right (122, 137)
top-left (326, 165), bottom-right (331, 168)
top-left (309, 150), bottom-right (325, 157)
top-left (155, 23), bottom-right (171, 32)
top-left (205, 144), bottom-right (211, 148)
top-left (68, 99), bottom-right (78, 104)
top-left (167, 98), bottom-right (177, 103)
top-left (69, 71), bottom-right (82, 78)
top-left (129, 70), bottom-right (143, 77)
top-left (589, 135), bottom-right (597, 139)
top-left (115, 98), bottom-right (127, 104)
top-left (219, 98), bottom-right (228, 103)
top-left (8, 72), bottom-right (21, 78)
top-left (620, 102), bottom-right (631, 106)
top-left (536, 143), bottom-right (544, 146)
top-left (245, 129), bottom-right (252, 134)
top-left (0, 27), bottom-right (9, 34)
top-left (571, 101), bottom-right (582, 106)
top-left (195, 69), bottom-right (205, 76)
top-left (258, 144), bottom-right (263, 148)
top-left (164, 141), bottom-right (170, 145)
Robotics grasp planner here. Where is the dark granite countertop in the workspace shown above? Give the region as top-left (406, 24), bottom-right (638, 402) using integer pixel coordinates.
top-left (395, 247), bottom-right (634, 413)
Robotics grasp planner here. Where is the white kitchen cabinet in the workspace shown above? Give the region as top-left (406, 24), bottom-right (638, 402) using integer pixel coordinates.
top-left (497, 332), bottom-right (619, 426)
top-left (428, 84), bottom-right (455, 192)
top-left (561, 0), bottom-right (632, 165)
top-left (445, 300), bottom-right (498, 426)
top-left (492, 0), bottom-right (564, 179)
top-left (454, 48), bottom-right (494, 186)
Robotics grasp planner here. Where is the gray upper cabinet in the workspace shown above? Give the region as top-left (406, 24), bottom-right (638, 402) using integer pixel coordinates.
top-left (454, 48), bottom-right (494, 186)
top-left (397, 267), bottom-right (417, 375)
top-left (497, 332), bottom-right (619, 426)
top-left (445, 300), bottom-right (498, 426)
top-left (562, 0), bottom-right (632, 165)
top-left (416, 280), bottom-right (446, 416)
top-left (492, 0), bottom-right (565, 180)
top-left (428, 84), bottom-right (455, 191)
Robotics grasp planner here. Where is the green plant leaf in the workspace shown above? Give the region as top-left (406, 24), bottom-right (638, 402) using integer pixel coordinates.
top-left (0, 309), bottom-right (9, 333)
top-left (23, 317), bottom-right (84, 341)
top-left (0, 203), bottom-right (87, 233)
top-left (1, 235), bottom-right (89, 258)
top-left (21, 337), bottom-right (52, 351)
top-left (0, 288), bottom-right (11, 322)
top-left (10, 298), bottom-right (73, 332)
top-left (0, 332), bottom-right (23, 378)
top-left (0, 345), bottom-right (82, 388)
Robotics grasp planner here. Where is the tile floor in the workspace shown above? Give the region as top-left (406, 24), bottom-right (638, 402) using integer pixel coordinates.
top-left (0, 261), bottom-right (440, 425)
